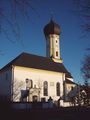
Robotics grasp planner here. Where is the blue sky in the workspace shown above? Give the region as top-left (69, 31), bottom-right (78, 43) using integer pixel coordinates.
top-left (0, 0), bottom-right (90, 84)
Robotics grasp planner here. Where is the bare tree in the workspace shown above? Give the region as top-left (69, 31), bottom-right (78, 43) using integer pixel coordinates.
top-left (75, 2), bottom-right (90, 103)
top-left (13, 79), bottom-right (24, 101)
top-left (73, 0), bottom-right (90, 33)
top-left (0, 50), bottom-right (4, 56)
top-left (37, 79), bottom-right (43, 101)
top-left (0, 0), bottom-right (41, 56)
top-left (81, 55), bottom-right (90, 106)
top-left (81, 55), bottom-right (90, 85)
top-left (0, 0), bottom-right (39, 44)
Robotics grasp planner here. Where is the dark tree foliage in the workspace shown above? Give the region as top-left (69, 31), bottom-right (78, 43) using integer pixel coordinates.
top-left (80, 85), bottom-right (90, 106)
top-left (69, 84), bottom-right (90, 106)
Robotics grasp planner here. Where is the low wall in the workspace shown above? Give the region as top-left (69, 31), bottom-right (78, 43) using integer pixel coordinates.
top-left (12, 102), bottom-right (53, 109)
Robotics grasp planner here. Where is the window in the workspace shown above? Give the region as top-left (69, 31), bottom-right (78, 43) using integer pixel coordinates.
top-left (56, 51), bottom-right (58, 57)
top-left (43, 81), bottom-right (48, 96)
top-left (30, 80), bottom-right (33, 88)
top-left (56, 82), bottom-right (60, 96)
top-left (26, 79), bottom-right (33, 89)
top-left (71, 86), bottom-right (74, 91)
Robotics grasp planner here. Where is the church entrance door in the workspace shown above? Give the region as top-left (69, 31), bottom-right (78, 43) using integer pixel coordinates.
top-left (33, 95), bottom-right (38, 102)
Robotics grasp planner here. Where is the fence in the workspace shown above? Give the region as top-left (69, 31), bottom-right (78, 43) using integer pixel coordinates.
top-left (12, 101), bottom-right (53, 109)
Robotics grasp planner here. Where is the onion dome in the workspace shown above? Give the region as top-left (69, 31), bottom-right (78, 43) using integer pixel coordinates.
top-left (44, 19), bottom-right (61, 36)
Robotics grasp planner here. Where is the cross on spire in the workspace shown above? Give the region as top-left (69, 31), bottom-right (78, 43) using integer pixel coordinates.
top-left (50, 11), bottom-right (54, 20)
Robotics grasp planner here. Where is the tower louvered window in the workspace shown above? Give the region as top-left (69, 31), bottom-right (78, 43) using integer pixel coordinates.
top-left (56, 51), bottom-right (58, 57)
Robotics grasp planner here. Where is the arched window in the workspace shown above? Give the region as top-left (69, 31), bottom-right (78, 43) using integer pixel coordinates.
top-left (30, 79), bottom-right (33, 88)
top-left (43, 81), bottom-right (48, 96)
top-left (26, 79), bottom-right (33, 89)
top-left (56, 82), bottom-right (60, 96)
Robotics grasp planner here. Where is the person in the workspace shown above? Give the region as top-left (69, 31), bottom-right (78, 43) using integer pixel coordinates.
top-left (48, 96), bottom-right (53, 108)
top-left (57, 97), bottom-right (61, 107)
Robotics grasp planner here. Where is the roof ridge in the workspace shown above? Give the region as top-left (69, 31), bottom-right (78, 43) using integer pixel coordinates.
top-left (0, 52), bottom-right (52, 71)
top-left (0, 52), bottom-right (72, 77)
top-left (21, 52), bottom-right (47, 59)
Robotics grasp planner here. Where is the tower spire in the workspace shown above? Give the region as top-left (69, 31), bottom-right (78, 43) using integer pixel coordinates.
top-left (50, 11), bottom-right (54, 21)
top-left (43, 19), bottom-right (63, 63)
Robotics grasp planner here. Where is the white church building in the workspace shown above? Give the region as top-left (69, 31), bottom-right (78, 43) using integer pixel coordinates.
top-left (0, 19), bottom-right (77, 107)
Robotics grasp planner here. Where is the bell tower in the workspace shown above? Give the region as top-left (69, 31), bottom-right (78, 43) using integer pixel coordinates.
top-left (44, 19), bottom-right (63, 63)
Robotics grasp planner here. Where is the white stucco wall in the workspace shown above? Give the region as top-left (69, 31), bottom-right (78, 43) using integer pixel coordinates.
top-left (0, 68), bottom-right (12, 100)
top-left (0, 65), bottom-right (76, 107)
top-left (13, 66), bottom-right (65, 104)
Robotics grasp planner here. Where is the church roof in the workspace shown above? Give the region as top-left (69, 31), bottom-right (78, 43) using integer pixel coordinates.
top-left (65, 79), bottom-right (76, 84)
top-left (0, 52), bottom-right (72, 78)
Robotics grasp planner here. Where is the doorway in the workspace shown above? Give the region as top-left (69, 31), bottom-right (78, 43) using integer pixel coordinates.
top-left (33, 95), bottom-right (38, 102)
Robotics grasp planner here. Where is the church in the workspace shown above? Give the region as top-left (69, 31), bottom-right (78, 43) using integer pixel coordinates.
top-left (0, 19), bottom-right (77, 107)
